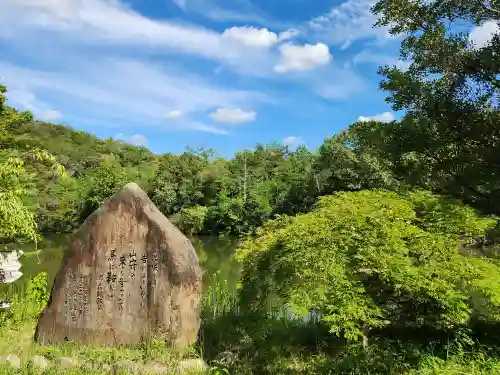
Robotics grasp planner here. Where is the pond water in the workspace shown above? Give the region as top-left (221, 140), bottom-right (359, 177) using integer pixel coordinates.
top-left (0, 235), bottom-right (241, 297)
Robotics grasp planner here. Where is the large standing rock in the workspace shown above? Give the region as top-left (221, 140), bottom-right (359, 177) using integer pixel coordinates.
top-left (35, 182), bottom-right (202, 348)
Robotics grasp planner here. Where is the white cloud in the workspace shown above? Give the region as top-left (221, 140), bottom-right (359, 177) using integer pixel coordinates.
top-left (283, 135), bottom-right (304, 148)
top-left (4, 88), bottom-right (63, 121)
top-left (222, 26), bottom-right (278, 47)
top-left (165, 110), bottom-right (182, 119)
top-left (469, 20), bottom-right (499, 49)
top-left (357, 111), bottom-right (394, 123)
top-left (0, 0), bottom-right (370, 141)
top-left (304, 0), bottom-right (393, 48)
top-left (130, 134), bottom-right (147, 146)
top-left (40, 109), bottom-right (62, 121)
top-left (209, 108), bottom-right (256, 124)
top-left (274, 43), bottom-right (331, 73)
top-left (1, 0), bottom-right (342, 78)
top-left (0, 0), bottom-right (274, 75)
top-left (278, 28), bottom-right (300, 42)
top-left (3, 0), bottom-right (316, 79)
top-left (171, 0), bottom-right (271, 24)
top-left (186, 122), bottom-right (229, 134)
top-left (0, 57), bottom-right (266, 134)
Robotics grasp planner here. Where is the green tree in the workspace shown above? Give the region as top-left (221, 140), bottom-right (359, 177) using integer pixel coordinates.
top-left (150, 150), bottom-right (210, 215)
top-left (315, 135), bottom-right (399, 195)
top-left (236, 190), bottom-right (500, 343)
top-left (0, 85), bottom-right (66, 242)
top-left (78, 155), bottom-right (127, 221)
top-left (177, 205), bottom-right (209, 235)
top-left (273, 146), bottom-right (319, 215)
top-left (357, 0), bottom-right (500, 214)
top-left (0, 154), bottom-right (38, 243)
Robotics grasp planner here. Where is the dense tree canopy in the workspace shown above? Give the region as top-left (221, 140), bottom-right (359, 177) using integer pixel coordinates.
top-left (346, 0), bottom-right (500, 215)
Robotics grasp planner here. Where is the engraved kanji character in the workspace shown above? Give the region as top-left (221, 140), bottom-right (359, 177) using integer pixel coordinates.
top-left (119, 255), bottom-right (127, 269)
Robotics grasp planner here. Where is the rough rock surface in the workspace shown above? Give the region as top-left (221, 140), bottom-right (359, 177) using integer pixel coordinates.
top-left (56, 356), bottom-right (81, 369)
top-left (0, 354), bottom-right (21, 369)
top-left (30, 355), bottom-right (49, 370)
top-left (114, 359), bottom-right (141, 374)
top-left (178, 358), bottom-right (208, 373)
top-left (35, 182), bottom-right (202, 348)
top-left (143, 362), bottom-right (170, 374)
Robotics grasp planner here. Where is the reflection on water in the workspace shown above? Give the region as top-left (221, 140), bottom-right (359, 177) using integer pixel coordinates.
top-left (0, 234), bottom-right (241, 296)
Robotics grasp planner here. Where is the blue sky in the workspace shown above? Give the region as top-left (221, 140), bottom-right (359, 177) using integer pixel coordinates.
top-left (0, 0), bottom-right (496, 156)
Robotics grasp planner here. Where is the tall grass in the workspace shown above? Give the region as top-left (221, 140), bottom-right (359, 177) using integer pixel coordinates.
top-left (0, 273), bottom-right (209, 374)
top-left (199, 273), bottom-right (500, 375)
top-left (201, 271), bottom-right (239, 321)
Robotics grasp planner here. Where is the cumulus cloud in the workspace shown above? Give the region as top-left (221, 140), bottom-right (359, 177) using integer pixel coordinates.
top-left (222, 26), bottom-right (278, 47)
top-left (130, 134), bottom-right (147, 146)
top-left (278, 28), bottom-right (300, 42)
top-left (209, 108), bottom-right (256, 124)
top-left (357, 111), bottom-right (394, 123)
top-left (469, 20), bottom-right (499, 49)
top-left (283, 135), bottom-right (304, 148)
top-left (274, 43), bottom-right (331, 73)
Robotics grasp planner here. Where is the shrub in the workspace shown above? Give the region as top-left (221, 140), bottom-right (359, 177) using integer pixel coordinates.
top-left (178, 205), bottom-right (209, 235)
top-left (236, 190), bottom-right (500, 342)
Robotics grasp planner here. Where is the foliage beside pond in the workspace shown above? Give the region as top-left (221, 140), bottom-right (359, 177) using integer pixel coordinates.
top-left (237, 190), bottom-right (500, 341)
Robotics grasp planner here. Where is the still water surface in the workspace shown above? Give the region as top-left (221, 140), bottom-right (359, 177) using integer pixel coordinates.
top-left (0, 235), bottom-right (241, 296)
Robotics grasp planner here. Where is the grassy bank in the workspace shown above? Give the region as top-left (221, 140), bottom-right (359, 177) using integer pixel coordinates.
top-left (3, 272), bottom-right (500, 374)
top-left (0, 273), bottom-right (210, 374)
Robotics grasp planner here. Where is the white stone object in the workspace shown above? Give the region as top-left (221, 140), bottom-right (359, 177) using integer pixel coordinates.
top-left (30, 355), bottom-right (49, 370)
top-left (177, 359), bottom-right (208, 374)
top-left (0, 354), bottom-right (21, 369)
top-left (0, 250), bottom-right (23, 283)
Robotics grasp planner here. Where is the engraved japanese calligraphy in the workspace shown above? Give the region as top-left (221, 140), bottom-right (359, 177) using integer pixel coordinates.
top-left (140, 253), bottom-right (147, 306)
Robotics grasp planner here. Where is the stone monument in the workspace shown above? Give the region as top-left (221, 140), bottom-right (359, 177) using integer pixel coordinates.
top-left (35, 182), bottom-right (202, 348)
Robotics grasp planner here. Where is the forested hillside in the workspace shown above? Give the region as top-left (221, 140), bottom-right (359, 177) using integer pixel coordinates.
top-left (0, 87), bottom-right (405, 238)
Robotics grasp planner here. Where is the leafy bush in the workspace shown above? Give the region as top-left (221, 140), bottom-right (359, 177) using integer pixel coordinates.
top-left (204, 195), bottom-right (272, 235)
top-left (236, 190), bottom-right (500, 342)
top-left (0, 272), bottom-right (49, 328)
top-left (178, 205), bottom-right (209, 235)
top-left (26, 271), bottom-right (50, 309)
